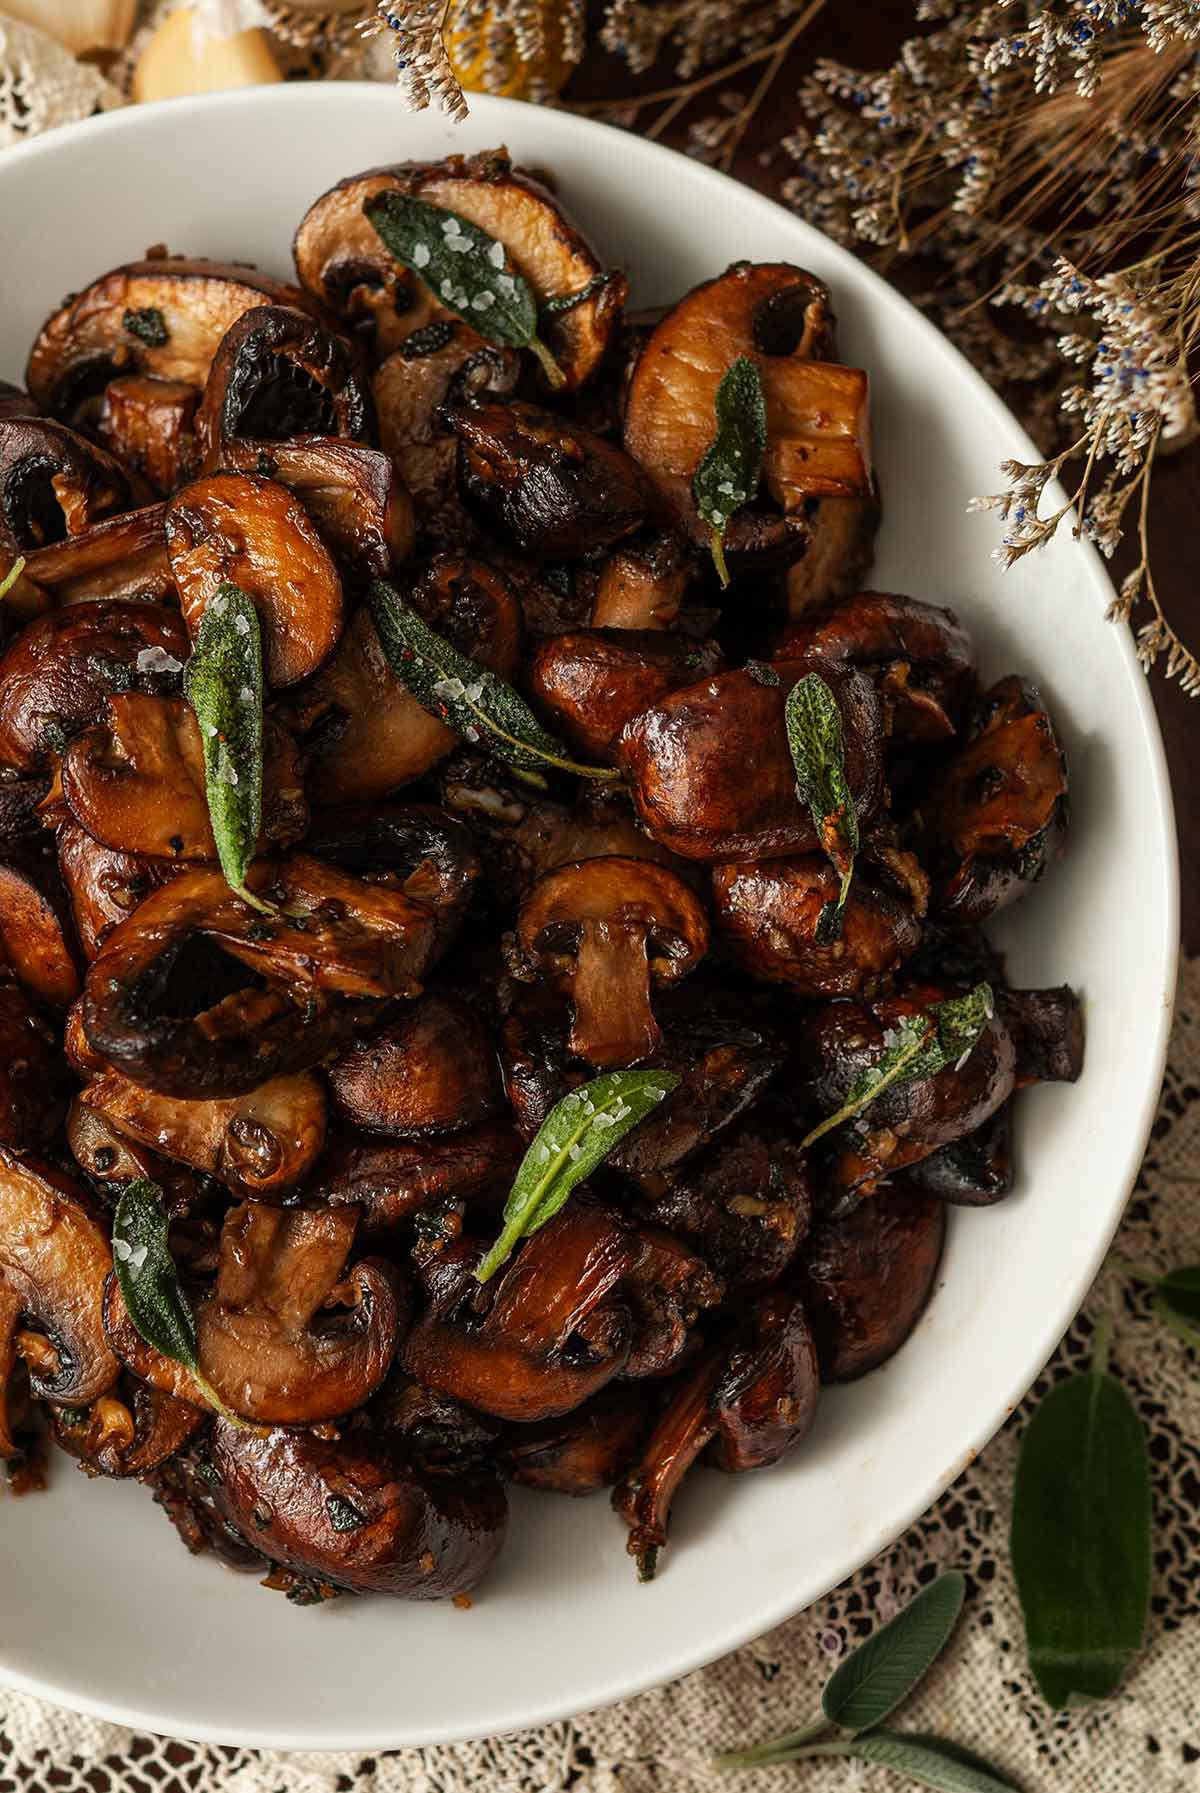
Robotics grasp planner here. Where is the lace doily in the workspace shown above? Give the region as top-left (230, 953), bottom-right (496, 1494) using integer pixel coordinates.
top-left (0, 15), bottom-right (122, 146)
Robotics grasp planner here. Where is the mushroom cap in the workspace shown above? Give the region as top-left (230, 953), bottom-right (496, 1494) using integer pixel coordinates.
top-left (517, 855), bottom-right (709, 976)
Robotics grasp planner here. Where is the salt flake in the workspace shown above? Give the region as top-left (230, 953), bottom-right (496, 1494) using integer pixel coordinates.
top-left (136, 646), bottom-right (182, 675)
top-left (488, 241), bottom-right (506, 268)
top-left (411, 242), bottom-right (431, 269)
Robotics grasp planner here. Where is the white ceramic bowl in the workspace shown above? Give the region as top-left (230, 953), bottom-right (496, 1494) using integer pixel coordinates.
top-left (0, 84), bottom-right (1177, 1751)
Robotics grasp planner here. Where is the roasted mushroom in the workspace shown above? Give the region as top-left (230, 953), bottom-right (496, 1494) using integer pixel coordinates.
top-left (499, 1384), bottom-right (654, 1494)
top-left (916, 676), bottom-right (1069, 922)
top-left (447, 402), bottom-right (648, 561)
top-left (0, 961), bottom-right (70, 1149)
top-left (621, 1227), bottom-right (723, 1379)
top-left (104, 1200), bottom-right (402, 1423)
top-left (0, 1149), bottom-right (120, 1408)
top-left (315, 1120), bottom-right (522, 1236)
top-left (618, 661), bottom-right (886, 862)
top-left (49, 1378), bottom-right (203, 1480)
top-left (165, 471), bottom-right (345, 687)
top-left (95, 375), bottom-right (200, 496)
top-left (328, 991), bottom-right (499, 1139)
top-left (56, 821), bottom-right (181, 958)
top-left (195, 304), bottom-right (374, 465)
top-left (795, 1187), bottom-right (946, 1380)
top-left (0, 846), bottom-right (81, 1007)
top-left (907, 1103), bottom-right (1014, 1205)
top-left (641, 1123), bottom-right (811, 1297)
top-left (304, 802), bottom-right (481, 961)
top-left (514, 857), bottom-right (709, 1068)
top-left (590, 535), bottom-right (696, 632)
top-left (20, 503), bottom-right (174, 606)
top-left (529, 628), bottom-right (722, 762)
top-left (217, 437), bottom-right (414, 582)
top-left (0, 417), bottom-right (145, 551)
top-left (997, 985), bottom-right (1085, 1086)
top-left (373, 331), bottom-right (519, 532)
top-left (207, 1419), bottom-right (507, 1599)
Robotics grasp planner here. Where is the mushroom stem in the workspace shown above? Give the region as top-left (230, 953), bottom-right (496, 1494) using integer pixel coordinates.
top-left (568, 920), bottom-right (661, 1068)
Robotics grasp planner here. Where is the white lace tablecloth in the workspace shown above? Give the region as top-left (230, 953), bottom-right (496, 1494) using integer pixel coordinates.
top-left (0, 11), bottom-right (1198, 1787)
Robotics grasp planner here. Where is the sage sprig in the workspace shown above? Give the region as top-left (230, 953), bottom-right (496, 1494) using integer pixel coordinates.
top-left (183, 582), bottom-right (272, 914)
top-left (477, 1070), bottom-right (680, 1284)
top-left (1117, 1261), bottom-right (1200, 1349)
top-left (0, 555), bottom-right (25, 602)
top-left (365, 191), bottom-right (565, 388)
top-left (718, 1571), bottom-right (1014, 1791)
top-left (112, 1180), bottom-right (250, 1430)
top-left (692, 356), bottom-right (767, 587)
top-left (786, 671), bottom-right (859, 921)
top-left (1011, 1317), bottom-right (1151, 1708)
top-left (369, 579), bottom-right (618, 790)
top-left (802, 983), bottom-right (994, 1150)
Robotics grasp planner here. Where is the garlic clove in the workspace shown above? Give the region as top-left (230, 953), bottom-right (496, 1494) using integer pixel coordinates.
top-left (132, 9), bottom-right (283, 104)
top-left (1, 0), bottom-right (138, 56)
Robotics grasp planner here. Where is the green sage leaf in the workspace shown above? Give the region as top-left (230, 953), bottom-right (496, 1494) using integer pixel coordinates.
top-left (786, 671), bottom-right (859, 909)
top-left (541, 271), bottom-right (616, 315)
top-left (477, 1070), bottom-right (680, 1283)
top-left (365, 190), bottom-right (564, 387)
top-left (822, 1570), bottom-right (966, 1733)
top-left (1152, 1266), bottom-right (1200, 1348)
top-left (802, 983), bottom-right (994, 1150)
top-left (1011, 1326), bottom-right (1151, 1709)
top-left (368, 579), bottom-right (618, 789)
top-left (182, 582), bottom-right (270, 912)
top-left (112, 1178), bottom-right (198, 1370)
top-left (804, 1731), bottom-right (1017, 1792)
top-left (692, 356), bottom-right (767, 587)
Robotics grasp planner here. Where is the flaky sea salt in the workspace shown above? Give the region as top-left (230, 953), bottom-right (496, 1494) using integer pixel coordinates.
top-left (412, 242), bottom-right (431, 269)
top-left (433, 676), bottom-right (465, 700)
top-left (472, 292), bottom-right (495, 311)
top-left (234, 613), bottom-right (251, 635)
top-left (488, 240), bottom-right (505, 268)
top-left (136, 646), bottom-right (182, 675)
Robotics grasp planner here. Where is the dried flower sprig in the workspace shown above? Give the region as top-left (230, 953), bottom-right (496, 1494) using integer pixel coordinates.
top-left (359, 1), bottom-right (469, 119)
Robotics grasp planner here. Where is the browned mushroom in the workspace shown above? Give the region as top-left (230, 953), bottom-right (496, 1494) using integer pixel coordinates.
top-left (104, 1200), bottom-right (403, 1424)
top-left (0, 961), bottom-right (69, 1148)
top-left (996, 985), bottom-right (1085, 1087)
top-left (206, 1419), bottom-right (508, 1598)
top-left (328, 991), bottom-right (499, 1139)
top-left (916, 676), bottom-right (1069, 922)
top-left (165, 471), bottom-right (345, 687)
top-left (794, 1187), bottom-right (946, 1380)
top-left (80, 1067), bottom-right (326, 1199)
top-left (303, 802), bottom-right (482, 961)
top-left (906, 1104), bottom-right (1014, 1206)
top-left (621, 1226), bottom-right (723, 1379)
top-left (373, 331), bottom-right (519, 532)
top-left (195, 304), bottom-right (374, 467)
top-left (528, 629), bottom-right (723, 762)
top-left (217, 437), bottom-right (414, 581)
top-left (49, 1378), bottom-right (203, 1480)
top-left (624, 262), bottom-right (877, 584)
top-left (60, 693), bottom-right (308, 861)
top-left (0, 846), bottom-right (82, 1007)
top-left (289, 555), bottom-right (521, 805)
top-left (0, 417), bottom-right (145, 551)
top-left (514, 857), bottom-right (709, 1068)
top-left (711, 851), bottom-right (925, 998)
top-left (56, 821), bottom-right (181, 958)
top-left (0, 600), bottom-right (188, 772)
top-left (499, 1384), bottom-right (655, 1495)
top-left (0, 1148), bottom-right (120, 1408)
top-left (65, 1095), bottom-right (206, 1212)
top-left (293, 151), bottom-right (623, 387)
top-left (402, 1207), bottom-right (637, 1421)
top-left (613, 1289), bottom-right (819, 1576)
top-left (20, 503), bottom-right (174, 606)
top-left (27, 258), bottom-right (318, 422)
top-left (0, 773), bottom-right (51, 844)
top-left (315, 1120), bottom-right (523, 1235)
top-left (774, 592), bottom-right (977, 742)
top-left (590, 535), bottom-right (696, 631)
top-left (618, 661), bottom-right (886, 862)
top-left (95, 375), bottom-right (200, 495)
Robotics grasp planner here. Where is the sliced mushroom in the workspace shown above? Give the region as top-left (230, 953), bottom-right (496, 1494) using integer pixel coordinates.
top-left (624, 262), bottom-right (874, 579)
top-left (217, 437), bottom-right (414, 581)
top-left (795, 1187), bottom-right (946, 1380)
top-left (447, 402), bottom-right (648, 561)
top-left (56, 821), bottom-right (181, 958)
top-left (711, 852), bottom-right (924, 998)
top-left (0, 773), bottom-right (51, 844)
top-left (515, 857), bottom-right (709, 1068)
top-left (207, 1419), bottom-right (507, 1598)
top-left (0, 845), bottom-right (81, 1006)
top-left (315, 1120), bottom-right (523, 1235)
top-left (165, 471), bottom-right (345, 687)
top-left (0, 961), bottom-right (69, 1148)
top-left (289, 555), bottom-right (521, 805)
top-left (529, 628), bottom-right (722, 762)
top-left (590, 535), bottom-right (696, 631)
top-left (328, 991), bottom-right (498, 1139)
top-left (81, 1067), bottom-right (326, 1199)
top-left (65, 1096), bottom-right (206, 1215)
top-left (906, 1103), bottom-right (1014, 1206)
top-left (0, 599), bottom-right (187, 772)
top-left (0, 1148), bottom-right (120, 1406)
top-left (27, 258), bottom-right (318, 421)
top-left (618, 661), bottom-right (885, 862)
top-left (50, 1378), bottom-right (203, 1479)
top-left (21, 503), bottom-right (174, 606)
top-left (613, 1289), bottom-right (819, 1576)
top-left (917, 676), bottom-right (1069, 922)
top-left (499, 1385), bottom-right (654, 1495)
top-left (0, 1281), bottom-right (31, 1457)
top-left (304, 802), bottom-right (481, 960)
top-left (105, 1200), bottom-right (403, 1424)
top-left (293, 150), bottom-right (623, 386)
top-left (195, 304), bottom-right (374, 467)
top-left (95, 375), bottom-right (200, 497)
top-left (373, 331), bottom-right (519, 533)
top-left (0, 417), bottom-right (145, 552)
top-left (621, 1226), bottom-right (723, 1380)
top-left (996, 985), bottom-right (1085, 1087)
top-left (402, 1208), bottom-right (637, 1421)
top-left (61, 693), bottom-right (308, 861)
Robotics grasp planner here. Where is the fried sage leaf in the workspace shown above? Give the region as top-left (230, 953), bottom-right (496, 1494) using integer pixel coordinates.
top-left (0, 555), bottom-right (25, 603)
top-left (802, 983), bottom-right (994, 1150)
top-left (1011, 1320), bottom-right (1151, 1709)
top-left (692, 356), bottom-right (766, 587)
top-left (822, 1571), bottom-right (967, 1733)
top-left (786, 671), bottom-right (859, 915)
top-left (182, 581), bottom-right (271, 913)
top-left (477, 1070), bottom-right (680, 1283)
top-left (369, 579), bottom-right (617, 789)
top-left (365, 190), bottom-right (565, 387)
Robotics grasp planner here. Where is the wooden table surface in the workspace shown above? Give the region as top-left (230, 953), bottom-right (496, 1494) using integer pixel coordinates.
top-left (570, 0), bottom-right (1196, 947)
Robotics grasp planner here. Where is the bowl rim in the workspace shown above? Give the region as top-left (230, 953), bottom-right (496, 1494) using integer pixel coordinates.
top-left (0, 80), bottom-right (1179, 1751)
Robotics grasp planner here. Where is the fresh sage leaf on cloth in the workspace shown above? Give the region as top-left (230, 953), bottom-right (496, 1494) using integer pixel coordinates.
top-left (811, 1730), bottom-right (1017, 1792)
top-left (822, 1570), bottom-right (967, 1732)
top-left (365, 190), bottom-right (565, 386)
top-left (1118, 1262), bottom-right (1200, 1348)
top-left (692, 355), bottom-right (766, 587)
top-left (477, 1070), bottom-right (680, 1283)
top-left (369, 579), bottom-right (618, 789)
top-left (802, 983), bottom-right (994, 1150)
top-left (786, 670), bottom-right (859, 912)
top-left (182, 581), bottom-right (270, 912)
top-left (1011, 1319), bottom-right (1151, 1708)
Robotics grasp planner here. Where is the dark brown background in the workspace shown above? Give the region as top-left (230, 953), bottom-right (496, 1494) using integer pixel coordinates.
top-left (570, 0), bottom-right (1196, 945)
